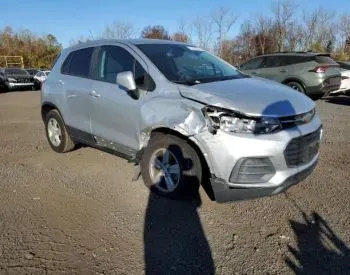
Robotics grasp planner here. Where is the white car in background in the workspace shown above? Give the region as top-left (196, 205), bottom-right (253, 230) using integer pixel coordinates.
top-left (331, 62), bottom-right (350, 95)
top-left (33, 70), bottom-right (50, 90)
top-left (34, 70), bottom-right (50, 83)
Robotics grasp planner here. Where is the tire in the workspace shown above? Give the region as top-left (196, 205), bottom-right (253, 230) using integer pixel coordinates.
top-left (140, 133), bottom-right (202, 200)
top-left (285, 81), bottom-right (306, 94)
top-left (45, 109), bottom-right (75, 153)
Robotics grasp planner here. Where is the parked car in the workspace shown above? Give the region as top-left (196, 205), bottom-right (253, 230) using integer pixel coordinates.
top-left (239, 52), bottom-right (341, 99)
top-left (0, 67), bottom-right (35, 92)
top-left (41, 40), bottom-right (322, 203)
top-left (330, 61), bottom-right (350, 95)
top-left (33, 70), bottom-right (50, 89)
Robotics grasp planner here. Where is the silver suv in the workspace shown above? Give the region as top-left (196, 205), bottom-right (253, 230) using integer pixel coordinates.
top-left (41, 40), bottom-right (322, 203)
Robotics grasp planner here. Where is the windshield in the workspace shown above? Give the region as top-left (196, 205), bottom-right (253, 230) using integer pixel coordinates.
top-left (5, 68), bottom-right (29, 75)
top-left (136, 44), bottom-right (244, 84)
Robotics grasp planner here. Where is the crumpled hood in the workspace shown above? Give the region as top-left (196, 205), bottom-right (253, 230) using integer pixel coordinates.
top-left (179, 77), bottom-right (315, 117)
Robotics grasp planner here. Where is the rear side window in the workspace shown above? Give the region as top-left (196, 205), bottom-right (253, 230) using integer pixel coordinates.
top-left (315, 56), bottom-right (338, 65)
top-left (264, 56), bottom-right (283, 68)
top-left (278, 55), bottom-right (313, 66)
top-left (241, 57), bottom-right (264, 70)
top-left (61, 47), bottom-right (94, 77)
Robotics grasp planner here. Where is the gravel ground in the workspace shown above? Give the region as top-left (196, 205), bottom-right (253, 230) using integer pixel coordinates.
top-left (0, 91), bottom-right (349, 275)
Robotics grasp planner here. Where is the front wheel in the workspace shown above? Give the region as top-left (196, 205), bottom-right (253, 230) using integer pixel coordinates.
top-left (140, 133), bottom-right (202, 200)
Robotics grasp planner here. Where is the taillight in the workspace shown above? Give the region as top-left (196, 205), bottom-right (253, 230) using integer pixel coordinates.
top-left (312, 66), bottom-right (328, 73)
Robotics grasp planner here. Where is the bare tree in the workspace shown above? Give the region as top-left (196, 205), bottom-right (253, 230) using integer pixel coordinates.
top-left (237, 20), bottom-right (256, 59)
top-left (192, 17), bottom-right (213, 50)
top-left (285, 20), bottom-right (303, 51)
top-left (178, 19), bottom-right (193, 43)
top-left (254, 14), bottom-right (273, 54)
top-left (271, 0), bottom-right (295, 52)
top-left (301, 8), bottom-right (333, 51)
top-left (101, 21), bottom-right (134, 39)
top-left (211, 7), bottom-right (237, 56)
top-left (337, 13), bottom-right (350, 56)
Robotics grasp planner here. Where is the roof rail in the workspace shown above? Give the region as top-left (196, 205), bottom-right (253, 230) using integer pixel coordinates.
top-left (269, 50), bottom-right (313, 54)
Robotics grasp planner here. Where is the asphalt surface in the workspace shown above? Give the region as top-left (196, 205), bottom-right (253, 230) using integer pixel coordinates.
top-left (0, 91), bottom-right (349, 275)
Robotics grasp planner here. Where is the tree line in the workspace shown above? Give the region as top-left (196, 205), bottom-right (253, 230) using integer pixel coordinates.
top-left (71, 0), bottom-right (350, 64)
top-left (0, 26), bottom-right (62, 69)
top-left (1, 0), bottom-right (350, 69)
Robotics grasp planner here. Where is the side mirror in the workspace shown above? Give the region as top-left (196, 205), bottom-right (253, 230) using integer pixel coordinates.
top-left (116, 71), bottom-right (139, 99)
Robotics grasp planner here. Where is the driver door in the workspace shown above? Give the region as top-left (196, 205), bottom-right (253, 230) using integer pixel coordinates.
top-left (90, 44), bottom-right (150, 154)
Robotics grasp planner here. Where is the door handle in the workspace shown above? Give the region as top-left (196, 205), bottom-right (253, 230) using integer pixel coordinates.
top-left (89, 90), bottom-right (101, 98)
top-left (251, 72), bottom-right (258, 75)
top-left (280, 69), bottom-right (287, 73)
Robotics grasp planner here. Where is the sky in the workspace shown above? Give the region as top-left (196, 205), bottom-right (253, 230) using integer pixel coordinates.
top-left (1, 0), bottom-right (349, 47)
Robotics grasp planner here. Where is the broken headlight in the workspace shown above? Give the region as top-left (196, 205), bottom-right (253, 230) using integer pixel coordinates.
top-left (202, 106), bottom-right (281, 134)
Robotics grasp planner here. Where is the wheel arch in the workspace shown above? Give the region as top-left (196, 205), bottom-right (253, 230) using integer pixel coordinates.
top-left (41, 102), bottom-right (63, 122)
top-left (282, 78), bottom-right (307, 91)
top-left (148, 127), bottom-right (215, 200)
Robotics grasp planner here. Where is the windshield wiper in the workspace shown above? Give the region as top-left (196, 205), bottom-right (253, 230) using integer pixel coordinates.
top-left (172, 80), bottom-right (201, 86)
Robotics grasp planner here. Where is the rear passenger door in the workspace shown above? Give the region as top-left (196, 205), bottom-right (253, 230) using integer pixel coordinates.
top-left (90, 44), bottom-right (150, 154)
top-left (60, 47), bottom-right (95, 134)
top-left (258, 56), bottom-right (285, 81)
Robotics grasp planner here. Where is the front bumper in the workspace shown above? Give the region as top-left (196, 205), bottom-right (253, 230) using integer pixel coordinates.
top-left (7, 82), bottom-right (34, 89)
top-left (192, 115), bottom-right (322, 202)
top-left (211, 160), bottom-right (317, 202)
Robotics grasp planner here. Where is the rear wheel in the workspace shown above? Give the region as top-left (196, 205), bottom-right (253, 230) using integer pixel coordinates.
top-left (285, 81), bottom-right (305, 94)
top-left (140, 133), bottom-right (202, 200)
top-left (45, 109), bottom-right (75, 153)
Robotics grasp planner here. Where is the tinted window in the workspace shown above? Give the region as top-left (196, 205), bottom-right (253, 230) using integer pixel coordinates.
top-left (26, 69), bottom-right (38, 75)
top-left (315, 55), bottom-right (338, 65)
top-left (97, 45), bottom-right (148, 88)
top-left (62, 47), bottom-right (93, 77)
top-left (241, 57), bottom-right (264, 70)
top-left (264, 56), bottom-right (283, 68)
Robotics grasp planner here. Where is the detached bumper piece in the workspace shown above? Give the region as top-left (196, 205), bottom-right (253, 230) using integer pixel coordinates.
top-left (211, 161), bottom-right (317, 203)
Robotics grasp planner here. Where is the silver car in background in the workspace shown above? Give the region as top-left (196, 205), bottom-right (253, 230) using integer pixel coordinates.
top-left (41, 39), bottom-right (322, 203)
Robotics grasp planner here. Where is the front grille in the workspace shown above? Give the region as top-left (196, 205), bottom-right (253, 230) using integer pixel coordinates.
top-left (16, 78), bottom-right (32, 83)
top-left (285, 128), bottom-right (321, 167)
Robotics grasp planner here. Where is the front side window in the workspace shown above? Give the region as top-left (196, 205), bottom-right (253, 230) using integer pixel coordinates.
top-left (61, 47), bottom-right (94, 77)
top-left (241, 57), bottom-right (264, 71)
top-left (137, 44), bottom-right (245, 84)
top-left (97, 45), bottom-right (148, 88)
